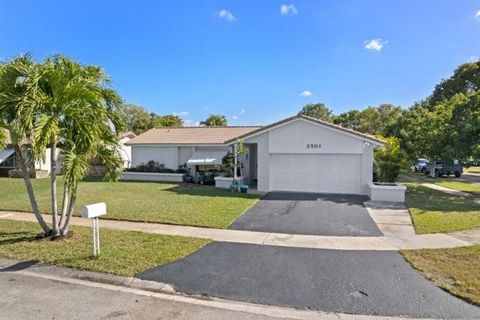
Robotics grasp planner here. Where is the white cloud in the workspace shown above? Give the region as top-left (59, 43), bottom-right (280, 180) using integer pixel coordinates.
top-left (300, 90), bottom-right (313, 97)
top-left (231, 115), bottom-right (239, 120)
top-left (476, 10), bottom-right (480, 19)
top-left (364, 39), bottom-right (386, 51)
top-left (240, 108), bottom-right (246, 114)
top-left (173, 111), bottom-right (189, 117)
top-left (218, 9), bottom-right (236, 22)
top-left (280, 4), bottom-right (298, 15)
top-left (183, 119), bottom-right (200, 127)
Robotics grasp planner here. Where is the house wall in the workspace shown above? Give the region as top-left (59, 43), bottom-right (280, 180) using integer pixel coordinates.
top-left (244, 132), bottom-right (270, 192)
top-left (131, 146), bottom-right (179, 170)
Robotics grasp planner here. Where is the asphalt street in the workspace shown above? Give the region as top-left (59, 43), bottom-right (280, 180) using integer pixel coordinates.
top-left (138, 242), bottom-right (480, 319)
top-left (0, 271), bottom-right (293, 320)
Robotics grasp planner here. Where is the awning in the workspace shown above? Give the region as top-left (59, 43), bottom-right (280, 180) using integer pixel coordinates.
top-left (0, 148), bottom-right (14, 164)
top-left (187, 150), bottom-right (228, 165)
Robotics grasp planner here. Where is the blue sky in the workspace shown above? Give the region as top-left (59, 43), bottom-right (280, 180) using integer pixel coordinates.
top-left (1, 1), bottom-right (479, 126)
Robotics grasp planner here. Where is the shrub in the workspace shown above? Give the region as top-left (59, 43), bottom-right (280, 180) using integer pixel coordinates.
top-left (374, 136), bottom-right (405, 183)
top-left (126, 160), bottom-right (175, 173)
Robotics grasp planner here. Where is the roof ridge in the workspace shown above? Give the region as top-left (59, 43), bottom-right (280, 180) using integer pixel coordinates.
top-left (152, 126), bottom-right (263, 129)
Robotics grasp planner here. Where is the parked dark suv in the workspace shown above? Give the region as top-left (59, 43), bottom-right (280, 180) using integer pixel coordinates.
top-left (424, 160), bottom-right (463, 177)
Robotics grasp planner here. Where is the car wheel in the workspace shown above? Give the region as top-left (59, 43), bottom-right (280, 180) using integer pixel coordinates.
top-left (455, 172), bottom-right (461, 177)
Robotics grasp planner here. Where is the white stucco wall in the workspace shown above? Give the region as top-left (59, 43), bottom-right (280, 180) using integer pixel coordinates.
top-left (131, 146), bottom-right (179, 170)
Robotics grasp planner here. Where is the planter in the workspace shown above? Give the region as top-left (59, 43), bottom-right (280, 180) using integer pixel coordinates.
top-left (368, 182), bottom-right (406, 202)
top-left (214, 176), bottom-right (244, 189)
top-left (121, 171), bottom-right (184, 182)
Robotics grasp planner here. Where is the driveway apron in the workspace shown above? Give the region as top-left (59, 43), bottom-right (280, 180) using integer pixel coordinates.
top-left (137, 242), bottom-right (480, 319)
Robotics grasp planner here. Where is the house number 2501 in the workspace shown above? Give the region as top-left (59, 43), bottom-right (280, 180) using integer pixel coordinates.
top-left (306, 144), bottom-right (322, 149)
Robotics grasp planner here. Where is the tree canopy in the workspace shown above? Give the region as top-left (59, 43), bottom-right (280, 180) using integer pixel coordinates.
top-left (123, 104), bottom-right (183, 134)
top-left (299, 103), bottom-right (334, 122)
top-left (200, 114), bottom-right (228, 127)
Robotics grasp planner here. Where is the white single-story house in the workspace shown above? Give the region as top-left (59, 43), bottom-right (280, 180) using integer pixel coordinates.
top-left (126, 114), bottom-right (385, 196)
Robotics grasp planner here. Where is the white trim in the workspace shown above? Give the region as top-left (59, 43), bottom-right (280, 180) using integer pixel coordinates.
top-left (127, 143), bottom-right (227, 147)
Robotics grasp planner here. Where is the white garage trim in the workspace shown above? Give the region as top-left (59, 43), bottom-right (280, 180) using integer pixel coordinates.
top-left (269, 154), bottom-right (363, 194)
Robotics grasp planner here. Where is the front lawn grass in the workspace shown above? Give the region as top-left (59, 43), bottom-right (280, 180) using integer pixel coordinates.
top-left (434, 180), bottom-right (480, 197)
top-left (405, 183), bottom-right (480, 233)
top-left (402, 245), bottom-right (480, 305)
top-left (0, 219), bottom-right (208, 276)
top-left (0, 177), bottom-right (259, 228)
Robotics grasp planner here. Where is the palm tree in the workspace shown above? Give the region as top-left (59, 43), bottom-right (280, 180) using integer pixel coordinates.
top-left (34, 55), bottom-right (125, 236)
top-left (0, 55), bottom-right (52, 235)
top-left (0, 54), bottom-right (125, 237)
top-left (200, 114), bottom-right (227, 127)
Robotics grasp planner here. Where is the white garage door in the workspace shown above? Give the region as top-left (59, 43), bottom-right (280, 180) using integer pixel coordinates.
top-left (270, 154), bottom-right (362, 194)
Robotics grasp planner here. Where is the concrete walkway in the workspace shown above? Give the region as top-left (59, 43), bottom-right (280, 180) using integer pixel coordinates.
top-left (1, 210), bottom-right (478, 251)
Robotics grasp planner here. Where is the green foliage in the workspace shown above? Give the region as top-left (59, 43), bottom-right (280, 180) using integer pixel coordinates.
top-left (334, 104), bottom-right (402, 136)
top-left (152, 114), bottom-right (183, 127)
top-left (127, 160), bottom-right (175, 173)
top-left (429, 61), bottom-right (480, 107)
top-left (123, 105), bottom-right (183, 134)
top-left (300, 103), bottom-right (334, 122)
top-left (200, 114), bottom-right (227, 127)
top-left (374, 136), bottom-right (405, 182)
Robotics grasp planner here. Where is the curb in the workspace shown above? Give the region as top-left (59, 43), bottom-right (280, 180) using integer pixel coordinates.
top-left (0, 257), bottom-right (176, 295)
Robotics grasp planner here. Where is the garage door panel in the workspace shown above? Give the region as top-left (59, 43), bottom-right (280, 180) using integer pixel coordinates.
top-left (270, 154), bottom-right (362, 194)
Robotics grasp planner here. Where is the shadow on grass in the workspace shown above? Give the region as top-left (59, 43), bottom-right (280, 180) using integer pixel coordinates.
top-left (0, 231), bottom-right (39, 245)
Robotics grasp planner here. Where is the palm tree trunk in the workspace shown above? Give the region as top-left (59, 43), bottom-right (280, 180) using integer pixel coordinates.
top-left (58, 184), bottom-right (69, 227)
top-left (14, 144), bottom-right (51, 235)
top-left (60, 186), bottom-right (77, 236)
top-left (50, 142), bottom-right (59, 236)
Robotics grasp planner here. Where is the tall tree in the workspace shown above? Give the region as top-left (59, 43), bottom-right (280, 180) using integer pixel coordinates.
top-left (123, 104), bottom-right (154, 134)
top-left (299, 103), bottom-right (334, 122)
top-left (152, 114), bottom-right (183, 127)
top-left (335, 104), bottom-right (402, 136)
top-left (200, 114), bottom-right (227, 127)
top-left (429, 61), bottom-right (480, 107)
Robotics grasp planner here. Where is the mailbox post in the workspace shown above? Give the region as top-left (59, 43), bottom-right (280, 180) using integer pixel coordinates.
top-left (80, 202), bottom-right (107, 257)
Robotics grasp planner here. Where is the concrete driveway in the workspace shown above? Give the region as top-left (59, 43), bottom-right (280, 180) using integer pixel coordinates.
top-left (229, 192), bottom-right (382, 236)
top-left (137, 242), bottom-right (480, 319)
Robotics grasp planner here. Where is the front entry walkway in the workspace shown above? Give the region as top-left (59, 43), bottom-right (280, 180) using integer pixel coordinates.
top-left (0, 211), bottom-right (477, 250)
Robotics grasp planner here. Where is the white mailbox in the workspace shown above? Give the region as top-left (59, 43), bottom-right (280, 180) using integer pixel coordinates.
top-left (80, 202), bottom-right (106, 257)
top-left (81, 202), bottom-right (107, 218)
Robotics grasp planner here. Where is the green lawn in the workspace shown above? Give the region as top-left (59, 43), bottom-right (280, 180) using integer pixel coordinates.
top-left (434, 180), bottom-right (480, 197)
top-left (402, 245), bottom-right (480, 305)
top-left (0, 177), bottom-right (259, 228)
top-left (405, 183), bottom-right (480, 233)
top-left (0, 219), bottom-right (208, 276)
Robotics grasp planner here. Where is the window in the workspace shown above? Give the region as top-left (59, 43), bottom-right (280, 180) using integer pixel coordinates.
top-left (0, 154), bottom-right (16, 168)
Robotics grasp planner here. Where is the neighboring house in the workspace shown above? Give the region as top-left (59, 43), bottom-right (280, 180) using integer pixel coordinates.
top-left (117, 132), bottom-right (136, 168)
top-left (0, 130), bottom-right (54, 177)
top-left (126, 114), bottom-right (384, 195)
